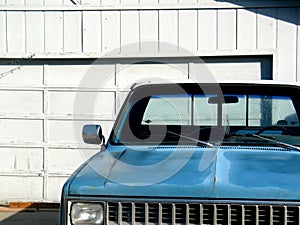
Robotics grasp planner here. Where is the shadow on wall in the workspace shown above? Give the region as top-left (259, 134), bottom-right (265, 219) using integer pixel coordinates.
top-left (0, 203), bottom-right (59, 225)
top-left (216, 0), bottom-right (300, 25)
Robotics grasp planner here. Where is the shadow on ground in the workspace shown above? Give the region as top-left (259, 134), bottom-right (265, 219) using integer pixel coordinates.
top-left (0, 203), bottom-right (60, 225)
top-left (0, 210), bottom-right (59, 225)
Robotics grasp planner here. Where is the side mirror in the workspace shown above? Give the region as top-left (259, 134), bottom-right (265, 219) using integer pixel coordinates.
top-left (82, 125), bottom-right (104, 145)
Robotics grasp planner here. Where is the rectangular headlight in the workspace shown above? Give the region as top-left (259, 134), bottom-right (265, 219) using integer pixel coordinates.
top-left (71, 202), bottom-right (104, 225)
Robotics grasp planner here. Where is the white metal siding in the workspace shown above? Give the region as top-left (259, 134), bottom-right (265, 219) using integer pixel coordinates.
top-left (0, 1), bottom-right (299, 202)
top-left (0, 6), bottom-right (298, 79)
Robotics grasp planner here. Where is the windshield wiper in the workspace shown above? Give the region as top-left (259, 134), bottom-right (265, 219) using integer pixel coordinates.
top-left (225, 132), bottom-right (300, 152)
top-left (167, 131), bottom-right (215, 148)
top-left (168, 129), bottom-right (300, 151)
top-left (250, 133), bottom-right (300, 152)
top-left (255, 125), bottom-right (295, 135)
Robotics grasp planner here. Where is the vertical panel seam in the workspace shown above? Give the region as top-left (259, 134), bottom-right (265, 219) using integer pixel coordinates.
top-left (41, 11), bottom-right (45, 52)
top-left (62, 11), bottom-right (65, 52)
top-left (216, 9), bottom-right (218, 51)
top-left (156, 10), bottom-right (159, 51)
top-left (43, 10), bottom-right (46, 52)
top-left (119, 10), bottom-right (121, 53)
top-left (255, 8), bottom-right (258, 50)
top-left (24, 11), bottom-right (27, 53)
top-left (196, 9), bottom-right (199, 51)
top-left (100, 11), bottom-right (103, 53)
top-left (177, 10), bottom-right (180, 51)
top-left (138, 10), bottom-right (141, 51)
top-left (81, 11), bottom-right (83, 52)
top-left (235, 8), bottom-right (238, 50)
top-left (114, 89), bottom-right (117, 115)
top-left (42, 63), bottom-right (48, 201)
top-left (43, 11), bottom-right (46, 52)
top-left (295, 7), bottom-right (299, 82)
top-left (158, 10), bottom-right (160, 51)
top-left (5, 11), bottom-right (8, 53)
top-left (120, 10), bottom-right (122, 53)
top-left (275, 8), bottom-right (278, 49)
top-left (114, 63), bottom-right (117, 87)
top-left (197, 9), bottom-right (199, 52)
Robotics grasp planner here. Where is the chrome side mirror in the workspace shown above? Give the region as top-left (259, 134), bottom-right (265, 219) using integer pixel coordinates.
top-left (82, 125), bottom-right (105, 145)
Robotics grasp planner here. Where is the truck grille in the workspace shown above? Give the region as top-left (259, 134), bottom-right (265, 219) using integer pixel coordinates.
top-left (107, 202), bottom-right (300, 225)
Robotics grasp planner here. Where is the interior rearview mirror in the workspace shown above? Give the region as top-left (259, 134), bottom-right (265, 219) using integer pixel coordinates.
top-left (208, 96), bottom-right (239, 104)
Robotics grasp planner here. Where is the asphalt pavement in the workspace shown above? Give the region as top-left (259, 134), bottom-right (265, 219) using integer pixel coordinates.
top-left (0, 209), bottom-right (59, 225)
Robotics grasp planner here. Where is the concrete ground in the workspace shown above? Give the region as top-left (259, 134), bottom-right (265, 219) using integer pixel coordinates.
top-left (0, 208), bottom-right (59, 225)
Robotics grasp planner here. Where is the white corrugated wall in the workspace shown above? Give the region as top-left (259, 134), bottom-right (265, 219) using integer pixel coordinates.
top-left (0, 0), bottom-right (299, 202)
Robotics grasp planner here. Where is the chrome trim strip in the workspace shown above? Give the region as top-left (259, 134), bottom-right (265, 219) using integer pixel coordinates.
top-left (106, 202), bottom-right (109, 225)
top-left (199, 204), bottom-right (203, 225)
top-left (213, 204), bottom-right (217, 225)
top-left (171, 203), bottom-right (175, 225)
top-left (284, 205), bottom-right (287, 225)
top-left (255, 205), bottom-right (259, 225)
top-left (227, 204), bottom-right (231, 225)
top-left (186, 203), bottom-right (189, 225)
top-left (118, 202), bottom-right (122, 225)
top-left (132, 202), bottom-right (135, 225)
top-left (270, 205), bottom-right (273, 225)
top-left (158, 203), bottom-right (162, 225)
top-left (64, 196), bottom-right (300, 206)
top-left (241, 205), bottom-right (245, 225)
top-left (145, 203), bottom-right (148, 225)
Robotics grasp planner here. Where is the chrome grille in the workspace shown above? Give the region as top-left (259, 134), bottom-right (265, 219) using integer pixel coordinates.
top-left (106, 202), bottom-right (300, 225)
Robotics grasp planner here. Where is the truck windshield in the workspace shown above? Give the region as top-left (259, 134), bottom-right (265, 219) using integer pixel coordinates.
top-left (110, 84), bottom-right (300, 147)
top-left (141, 95), bottom-right (299, 127)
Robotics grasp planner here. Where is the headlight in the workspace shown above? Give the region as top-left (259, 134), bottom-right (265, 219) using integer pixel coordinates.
top-left (71, 203), bottom-right (104, 225)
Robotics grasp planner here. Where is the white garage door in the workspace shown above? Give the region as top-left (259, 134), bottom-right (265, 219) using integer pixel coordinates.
top-left (0, 56), bottom-right (272, 202)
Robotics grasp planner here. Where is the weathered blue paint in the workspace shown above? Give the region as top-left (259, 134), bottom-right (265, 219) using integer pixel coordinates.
top-left (64, 145), bottom-right (300, 201)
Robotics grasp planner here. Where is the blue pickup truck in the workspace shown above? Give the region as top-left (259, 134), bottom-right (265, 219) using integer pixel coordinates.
top-left (60, 81), bottom-right (300, 225)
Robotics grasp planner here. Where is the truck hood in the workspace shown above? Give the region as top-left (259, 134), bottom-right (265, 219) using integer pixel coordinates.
top-left (68, 145), bottom-right (300, 200)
